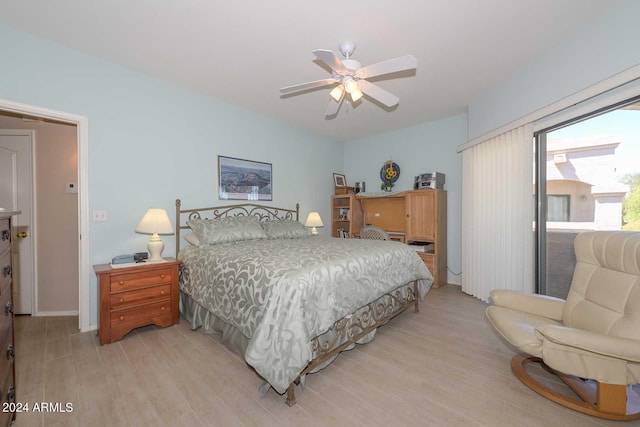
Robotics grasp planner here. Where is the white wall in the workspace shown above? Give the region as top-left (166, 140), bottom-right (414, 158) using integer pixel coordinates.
top-left (344, 114), bottom-right (467, 284)
top-left (468, 0), bottom-right (640, 140)
top-left (0, 25), bottom-right (342, 327)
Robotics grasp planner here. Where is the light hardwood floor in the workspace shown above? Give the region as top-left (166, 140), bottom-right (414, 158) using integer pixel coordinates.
top-left (12, 285), bottom-right (640, 427)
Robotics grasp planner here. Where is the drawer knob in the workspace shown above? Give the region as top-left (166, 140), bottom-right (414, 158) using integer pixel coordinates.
top-left (119, 281), bottom-right (124, 286)
top-left (160, 290), bottom-right (165, 295)
top-left (161, 306), bottom-right (165, 311)
top-left (160, 274), bottom-right (165, 279)
top-left (5, 301), bottom-right (12, 316)
top-left (6, 344), bottom-right (14, 360)
top-left (119, 298), bottom-right (125, 303)
top-left (119, 316), bottom-right (124, 321)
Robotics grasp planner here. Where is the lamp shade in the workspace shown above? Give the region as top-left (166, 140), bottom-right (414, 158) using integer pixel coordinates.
top-left (304, 212), bottom-right (323, 227)
top-left (343, 77), bottom-right (358, 94)
top-left (135, 208), bottom-right (174, 262)
top-left (350, 89), bottom-right (363, 102)
top-left (329, 85), bottom-right (344, 102)
top-left (135, 208), bottom-right (174, 235)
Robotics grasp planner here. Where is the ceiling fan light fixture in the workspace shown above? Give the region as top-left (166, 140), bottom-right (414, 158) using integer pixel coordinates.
top-left (343, 77), bottom-right (358, 94)
top-left (281, 41), bottom-right (417, 116)
top-left (329, 85), bottom-right (344, 102)
top-left (350, 89), bottom-right (363, 102)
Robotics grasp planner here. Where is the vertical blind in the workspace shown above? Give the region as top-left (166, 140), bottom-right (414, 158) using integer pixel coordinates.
top-left (461, 124), bottom-right (535, 302)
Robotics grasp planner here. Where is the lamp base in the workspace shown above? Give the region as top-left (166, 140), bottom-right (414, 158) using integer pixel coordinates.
top-left (311, 226), bottom-right (318, 235)
top-left (147, 234), bottom-right (165, 262)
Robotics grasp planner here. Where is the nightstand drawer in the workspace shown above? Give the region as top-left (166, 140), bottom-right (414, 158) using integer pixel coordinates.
top-left (110, 267), bottom-right (172, 292)
top-left (110, 284), bottom-right (171, 309)
top-left (418, 253), bottom-right (435, 269)
top-left (110, 301), bottom-right (172, 331)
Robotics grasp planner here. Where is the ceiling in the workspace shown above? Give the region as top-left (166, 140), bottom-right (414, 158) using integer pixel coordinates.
top-left (0, 0), bottom-right (622, 142)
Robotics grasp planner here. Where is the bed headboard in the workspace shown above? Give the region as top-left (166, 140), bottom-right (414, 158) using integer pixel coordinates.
top-left (175, 199), bottom-right (300, 255)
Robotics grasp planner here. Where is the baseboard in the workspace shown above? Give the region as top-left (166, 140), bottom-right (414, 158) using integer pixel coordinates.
top-left (32, 310), bottom-right (79, 317)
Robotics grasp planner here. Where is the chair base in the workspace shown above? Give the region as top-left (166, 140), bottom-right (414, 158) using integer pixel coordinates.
top-left (511, 354), bottom-right (640, 421)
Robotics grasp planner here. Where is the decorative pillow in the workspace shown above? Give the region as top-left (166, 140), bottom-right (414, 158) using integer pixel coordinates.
top-left (262, 219), bottom-right (311, 239)
top-left (187, 215), bottom-right (268, 244)
top-left (183, 233), bottom-right (200, 246)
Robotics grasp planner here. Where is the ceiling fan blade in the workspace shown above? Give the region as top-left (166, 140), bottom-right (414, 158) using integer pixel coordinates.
top-left (313, 49), bottom-right (347, 73)
top-left (358, 80), bottom-right (400, 107)
top-left (325, 95), bottom-right (344, 117)
top-left (355, 55), bottom-right (417, 79)
top-left (280, 78), bottom-right (339, 94)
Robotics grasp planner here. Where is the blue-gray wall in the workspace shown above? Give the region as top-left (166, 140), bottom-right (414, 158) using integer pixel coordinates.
top-left (0, 25), bottom-right (342, 326)
top-left (343, 114), bottom-right (467, 284)
top-left (468, 0), bottom-right (640, 139)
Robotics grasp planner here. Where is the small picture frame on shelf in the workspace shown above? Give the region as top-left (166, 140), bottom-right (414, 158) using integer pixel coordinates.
top-left (333, 173), bottom-right (347, 187)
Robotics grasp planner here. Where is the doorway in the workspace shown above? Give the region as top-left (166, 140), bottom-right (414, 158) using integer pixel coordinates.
top-left (0, 130), bottom-right (34, 313)
top-left (0, 98), bottom-right (90, 331)
top-left (0, 115), bottom-right (80, 315)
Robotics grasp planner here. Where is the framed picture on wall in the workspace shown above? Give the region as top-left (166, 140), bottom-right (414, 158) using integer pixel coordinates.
top-left (218, 156), bottom-right (272, 200)
top-left (333, 173), bottom-right (347, 187)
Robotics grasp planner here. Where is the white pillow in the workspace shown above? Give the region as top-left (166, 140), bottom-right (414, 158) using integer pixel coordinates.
top-left (183, 232), bottom-right (200, 246)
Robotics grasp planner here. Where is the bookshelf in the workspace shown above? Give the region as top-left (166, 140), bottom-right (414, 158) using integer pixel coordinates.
top-left (331, 194), bottom-right (364, 238)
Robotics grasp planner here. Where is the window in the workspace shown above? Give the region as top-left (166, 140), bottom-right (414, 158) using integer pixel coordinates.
top-left (547, 195), bottom-right (570, 221)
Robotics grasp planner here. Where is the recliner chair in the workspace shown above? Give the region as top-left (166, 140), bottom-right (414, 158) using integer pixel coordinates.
top-left (486, 231), bottom-right (640, 420)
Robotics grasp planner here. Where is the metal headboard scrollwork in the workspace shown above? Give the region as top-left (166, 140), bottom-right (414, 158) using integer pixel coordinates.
top-left (175, 199), bottom-right (300, 255)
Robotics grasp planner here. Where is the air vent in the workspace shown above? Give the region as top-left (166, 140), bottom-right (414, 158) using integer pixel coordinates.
top-left (553, 153), bottom-right (567, 164)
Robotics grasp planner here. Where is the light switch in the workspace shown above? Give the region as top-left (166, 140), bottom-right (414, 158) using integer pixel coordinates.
top-left (66, 182), bottom-right (78, 194)
top-left (92, 211), bottom-right (108, 222)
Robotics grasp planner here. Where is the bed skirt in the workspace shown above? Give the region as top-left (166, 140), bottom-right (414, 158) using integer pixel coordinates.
top-left (179, 290), bottom-right (380, 389)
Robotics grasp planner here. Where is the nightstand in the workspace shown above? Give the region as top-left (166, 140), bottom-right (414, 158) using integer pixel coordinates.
top-left (94, 258), bottom-right (181, 345)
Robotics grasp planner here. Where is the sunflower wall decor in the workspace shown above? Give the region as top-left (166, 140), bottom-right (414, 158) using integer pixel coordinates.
top-left (380, 160), bottom-right (400, 191)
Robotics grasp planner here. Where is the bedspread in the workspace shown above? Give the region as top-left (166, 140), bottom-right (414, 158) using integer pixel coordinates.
top-left (179, 236), bottom-right (433, 393)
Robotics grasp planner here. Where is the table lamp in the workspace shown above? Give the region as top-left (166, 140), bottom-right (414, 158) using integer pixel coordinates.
top-left (135, 208), bottom-right (174, 262)
top-left (304, 212), bottom-right (324, 235)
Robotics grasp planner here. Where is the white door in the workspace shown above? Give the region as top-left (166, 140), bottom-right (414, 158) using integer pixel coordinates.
top-left (0, 130), bottom-right (34, 314)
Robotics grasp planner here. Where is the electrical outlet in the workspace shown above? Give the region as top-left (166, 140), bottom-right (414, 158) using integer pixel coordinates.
top-left (92, 210), bottom-right (108, 222)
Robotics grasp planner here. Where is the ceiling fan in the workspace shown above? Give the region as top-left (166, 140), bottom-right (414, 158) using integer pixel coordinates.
top-left (280, 41), bottom-right (417, 116)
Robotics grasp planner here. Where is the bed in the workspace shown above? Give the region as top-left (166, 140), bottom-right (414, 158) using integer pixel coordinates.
top-left (175, 199), bottom-right (434, 405)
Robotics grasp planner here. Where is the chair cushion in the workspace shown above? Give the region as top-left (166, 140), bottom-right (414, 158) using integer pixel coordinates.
top-left (486, 305), bottom-right (561, 357)
top-left (563, 231), bottom-right (640, 341)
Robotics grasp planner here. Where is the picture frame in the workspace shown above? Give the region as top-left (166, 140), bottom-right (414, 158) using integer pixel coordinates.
top-left (218, 155), bottom-right (272, 201)
top-left (333, 173), bottom-right (347, 187)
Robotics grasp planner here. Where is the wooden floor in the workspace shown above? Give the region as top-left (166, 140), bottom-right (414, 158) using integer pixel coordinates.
top-left (13, 285), bottom-right (640, 427)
